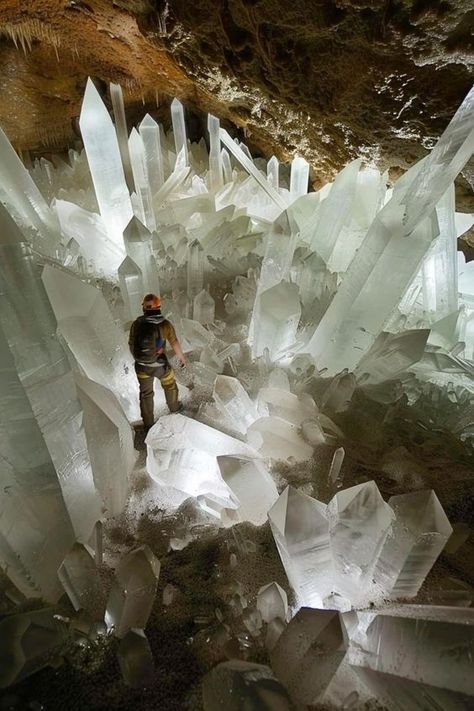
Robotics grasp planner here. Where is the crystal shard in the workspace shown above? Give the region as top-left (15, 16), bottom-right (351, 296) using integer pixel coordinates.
top-left (105, 545), bottom-right (160, 638)
top-left (289, 155), bottom-right (309, 199)
top-left (117, 629), bottom-right (155, 688)
top-left (208, 114), bottom-right (224, 191)
top-left (139, 114), bottom-right (164, 193)
top-left (213, 375), bottom-right (259, 434)
top-left (202, 660), bottom-right (292, 711)
top-left (327, 482), bottom-right (394, 604)
top-left (257, 582), bottom-right (288, 623)
top-left (110, 81), bottom-right (134, 191)
top-left (247, 417), bottom-right (313, 462)
top-left (146, 414), bottom-right (259, 507)
top-left (0, 126), bottom-right (58, 242)
top-left (268, 486), bottom-right (332, 607)
top-left (217, 456), bottom-right (278, 525)
top-left (271, 608), bottom-right (346, 705)
top-left (193, 288), bottom-right (215, 324)
top-left (118, 256), bottom-right (144, 322)
top-left (0, 608), bottom-right (68, 688)
top-left (79, 79), bottom-right (132, 244)
top-left (348, 606), bottom-right (474, 707)
top-left (171, 97), bottom-right (189, 166)
top-left (123, 216), bottom-right (160, 296)
top-left (128, 128), bottom-right (156, 232)
top-left (374, 490), bottom-right (452, 598)
top-left (57, 542), bottom-right (106, 619)
top-left (253, 281), bottom-right (301, 361)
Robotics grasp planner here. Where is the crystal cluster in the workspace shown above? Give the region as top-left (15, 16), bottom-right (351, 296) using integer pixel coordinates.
top-left (0, 76), bottom-right (472, 704)
top-left (269, 482), bottom-right (452, 610)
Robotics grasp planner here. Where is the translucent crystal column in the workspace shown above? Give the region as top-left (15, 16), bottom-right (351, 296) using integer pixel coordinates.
top-left (213, 375), bottom-right (259, 434)
top-left (290, 155), bottom-right (309, 200)
top-left (267, 156), bottom-right (279, 189)
top-left (79, 79), bottom-right (133, 245)
top-left (57, 542), bottom-right (106, 619)
top-left (207, 114), bottom-right (224, 191)
top-left (327, 481), bottom-right (394, 603)
top-left (271, 608), bottom-right (346, 705)
top-left (0, 205), bottom-right (101, 547)
top-left (268, 486), bottom-right (333, 607)
top-left (309, 158), bottom-right (360, 263)
top-left (123, 216), bottom-right (160, 296)
top-left (139, 114), bottom-right (165, 194)
top-left (253, 281), bottom-right (301, 360)
top-left (76, 374), bottom-right (135, 517)
top-left (105, 545), bottom-right (161, 638)
top-left (421, 184), bottom-right (458, 321)
top-left (128, 128), bottom-right (157, 232)
top-left (193, 288), bottom-right (215, 324)
top-left (249, 211), bottom-right (298, 351)
top-left (118, 629), bottom-right (155, 688)
top-left (187, 239), bottom-right (205, 299)
top-left (374, 489), bottom-right (452, 598)
top-left (110, 81), bottom-right (134, 191)
top-left (118, 256), bottom-right (144, 322)
top-left (171, 97), bottom-right (189, 166)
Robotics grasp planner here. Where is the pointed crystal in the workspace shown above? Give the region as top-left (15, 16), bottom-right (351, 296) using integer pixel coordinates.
top-left (80, 79), bottom-right (133, 244)
top-left (268, 486), bottom-right (332, 607)
top-left (217, 456), bottom-right (278, 525)
top-left (105, 545), bottom-right (160, 638)
top-left (374, 490), bottom-right (452, 598)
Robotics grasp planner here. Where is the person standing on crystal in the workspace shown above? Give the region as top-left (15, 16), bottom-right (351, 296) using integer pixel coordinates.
top-left (129, 294), bottom-right (186, 431)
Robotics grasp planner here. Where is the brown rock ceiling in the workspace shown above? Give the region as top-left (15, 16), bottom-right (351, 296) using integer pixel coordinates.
top-left (0, 0), bottom-right (472, 196)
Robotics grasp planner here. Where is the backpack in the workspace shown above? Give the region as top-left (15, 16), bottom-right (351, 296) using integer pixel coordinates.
top-left (131, 315), bottom-right (164, 363)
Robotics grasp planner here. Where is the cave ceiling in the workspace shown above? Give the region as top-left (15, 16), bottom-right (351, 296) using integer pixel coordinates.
top-left (0, 0), bottom-right (473, 205)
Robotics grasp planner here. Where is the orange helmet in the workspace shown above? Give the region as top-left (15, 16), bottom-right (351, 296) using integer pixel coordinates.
top-left (142, 293), bottom-right (161, 311)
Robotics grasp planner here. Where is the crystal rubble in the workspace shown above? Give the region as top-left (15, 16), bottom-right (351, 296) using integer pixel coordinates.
top-left (202, 659), bottom-right (293, 711)
top-left (0, 608), bottom-right (69, 688)
top-left (117, 628), bottom-right (155, 688)
top-left (105, 545), bottom-right (160, 639)
top-left (347, 605), bottom-right (474, 709)
top-left (269, 482), bottom-right (453, 610)
top-left (57, 542), bottom-right (106, 620)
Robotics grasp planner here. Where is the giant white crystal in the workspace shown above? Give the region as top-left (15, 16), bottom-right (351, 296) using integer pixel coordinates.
top-left (79, 79), bottom-right (133, 244)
